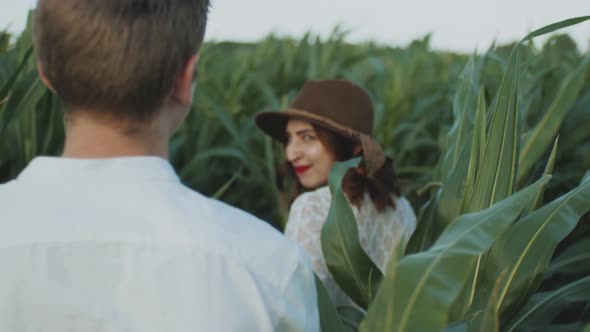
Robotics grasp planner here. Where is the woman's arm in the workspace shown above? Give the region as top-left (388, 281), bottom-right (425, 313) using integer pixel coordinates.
top-left (284, 189), bottom-right (331, 276)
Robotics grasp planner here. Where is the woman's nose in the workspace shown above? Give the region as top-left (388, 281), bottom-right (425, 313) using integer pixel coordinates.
top-left (285, 140), bottom-right (301, 162)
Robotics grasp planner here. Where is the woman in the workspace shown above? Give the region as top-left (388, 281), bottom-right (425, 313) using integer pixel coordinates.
top-left (255, 79), bottom-right (416, 309)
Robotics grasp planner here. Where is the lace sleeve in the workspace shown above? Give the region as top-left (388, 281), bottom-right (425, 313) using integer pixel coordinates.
top-left (284, 189), bottom-right (331, 280)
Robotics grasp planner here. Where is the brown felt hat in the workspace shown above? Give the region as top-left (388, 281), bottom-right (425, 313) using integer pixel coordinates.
top-left (255, 79), bottom-right (386, 177)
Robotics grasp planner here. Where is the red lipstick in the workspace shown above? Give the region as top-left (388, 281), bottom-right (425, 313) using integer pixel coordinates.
top-left (294, 166), bottom-right (311, 174)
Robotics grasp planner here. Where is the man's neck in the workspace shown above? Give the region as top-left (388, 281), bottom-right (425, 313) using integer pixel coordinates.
top-left (61, 113), bottom-right (170, 159)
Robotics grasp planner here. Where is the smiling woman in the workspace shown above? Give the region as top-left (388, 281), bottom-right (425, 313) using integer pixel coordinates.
top-left (255, 79), bottom-right (417, 309)
top-left (285, 119), bottom-right (332, 188)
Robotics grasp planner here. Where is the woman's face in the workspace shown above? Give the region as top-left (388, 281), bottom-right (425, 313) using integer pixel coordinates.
top-left (285, 119), bottom-right (336, 189)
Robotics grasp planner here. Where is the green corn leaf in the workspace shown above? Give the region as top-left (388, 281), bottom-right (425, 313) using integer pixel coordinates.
top-left (438, 144), bottom-right (472, 228)
top-left (179, 147), bottom-right (247, 179)
top-left (505, 275), bottom-right (590, 332)
top-left (0, 70), bottom-right (46, 135)
top-left (212, 167), bottom-right (242, 199)
top-left (467, 47), bottom-right (521, 212)
top-left (359, 176), bottom-right (549, 332)
top-left (474, 172), bottom-right (590, 322)
top-left (462, 87), bottom-right (488, 214)
top-left (431, 58), bottom-right (487, 232)
top-left (441, 54), bottom-right (481, 176)
top-left (338, 306), bottom-right (365, 332)
top-left (468, 290), bottom-right (500, 332)
top-left (467, 271), bottom-right (506, 332)
top-left (446, 321), bottom-right (468, 332)
top-left (518, 55), bottom-right (590, 183)
top-left (422, 55), bottom-right (483, 234)
top-left (444, 88), bottom-right (489, 322)
top-left (209, 102), bottom-right (242, 145)
top-left (520, 16), bottom-right (590, 43)
top-left (0, 47), bottom-right (33, 109)
top-left (530, 136), bottom-right (559, 211)
top-left (321, 157), bottom-right (383, 309)
top-left (560, 91), bottom-right (590, 151)
top-left (544, 238), bottom-right (590, 279)
top-left (529, 323), bottom-right (590, 332)
top-left (405, 191), bottom-right (441, 254)
top-left (315, 274), bottom-right (345, 332)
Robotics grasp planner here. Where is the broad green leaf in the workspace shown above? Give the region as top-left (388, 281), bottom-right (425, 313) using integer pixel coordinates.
top-left (411, 55), bottom-right (485, 250)
top-left (520, 16), bottom-right (590, 43)
top-left (438, 144), bottom-right (472, 227)
top-left (0, 71), bottom-right (46, 135)
top-left (447, 93), bottom-right (488, 320)
top-left (338, 306), bottom-right (365, 332)
top-left (560, 91), bottom-right (590, 150)
top-left (0, 47), bottom-right (33, 108)
top-left (315, 274), bottom-right (345, 332)
top-left (530, 137), bottom-right (559, 211)
top-left (518, 55), bottom-right (590, 183)
top-left (505, 275), bottom-right (590, 332)
top-left (360, 176), bottom-right (549, 332)
top-left (468, 291), bottom-right (499, 332)
top-left (249, 74), bottom-right (281, 109)
top-left (467, 271), bottom-right (506, 332)
top-left (475, 172), bottom-right (590, 321)
top-left (441, 54), bottom-right (481, 176)
top-left (447, 89), bottom-right (489, 322)
top-left (321, 157), bottom-right (383, 309)
top-left (467, 47), bottom-right (521, 212)
top-left (212, 167), bottom-right (242, 199)
top-left (446, 322), bottom-right (468, 332)
top-left (530, 323), bottom-right (588, 332)
top-left (544, 238), bottom-right (590, 278)
top-left (209, 102), bottom-right (242, 144)
top-left (462, 87), bottom-right (488, 214)
top-left (405, 191), bottom-right (441, 254)
top-left (436, 56), bottom-right (484, 229)
top-left (0, 32), bottom-right (10, 52)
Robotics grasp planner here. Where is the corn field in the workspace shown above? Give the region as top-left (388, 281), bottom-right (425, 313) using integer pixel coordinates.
top-left (1, 12), bottom-right (590, 332)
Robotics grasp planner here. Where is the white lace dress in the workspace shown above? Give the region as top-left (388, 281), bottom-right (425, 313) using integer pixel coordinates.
top-left (285, 186), bottom-right (417, 309)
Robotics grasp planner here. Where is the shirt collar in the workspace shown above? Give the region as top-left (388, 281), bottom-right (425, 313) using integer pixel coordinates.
top-left (17, 156), bottom-right (180, 183)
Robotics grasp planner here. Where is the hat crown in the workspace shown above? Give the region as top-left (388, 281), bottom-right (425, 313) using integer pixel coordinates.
top-left (290, 80), bottom-right (374, 135)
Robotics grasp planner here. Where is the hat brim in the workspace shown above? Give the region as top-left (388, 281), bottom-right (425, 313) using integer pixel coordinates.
top-left (255, 108), bottom-right (359, 143)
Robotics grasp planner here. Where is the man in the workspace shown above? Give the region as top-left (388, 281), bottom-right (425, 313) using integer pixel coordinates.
top-left (0, 0), bottom-right (319, 331)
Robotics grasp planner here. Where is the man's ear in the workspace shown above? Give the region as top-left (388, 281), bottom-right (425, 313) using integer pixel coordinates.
top-left (171, 54), bottom-right (200, 107)
top-left (37, 60), bottom-right (56, 93)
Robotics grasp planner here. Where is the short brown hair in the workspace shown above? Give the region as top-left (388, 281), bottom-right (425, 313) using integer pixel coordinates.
top-left (33, 0), bottom-right (210, 120)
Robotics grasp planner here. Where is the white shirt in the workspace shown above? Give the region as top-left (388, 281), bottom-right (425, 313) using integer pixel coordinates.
top-left (0, 157), bottom-right (319, 332)
top-left (285, 186), bottom-right (416, 309)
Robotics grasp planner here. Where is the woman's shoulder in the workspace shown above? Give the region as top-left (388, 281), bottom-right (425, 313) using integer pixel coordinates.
top-left (291, 186), bottom-right (332, 213)
top-left (389, 195), bottom-right (417, 230)
top-left (357, 193), bottom-right (416, 222)
top-left (286, 186), bottom-right (333, 235)
top-left (393, 195), bottom-right (415, 214)
top-left (291, 186), bottom-right (332, 208)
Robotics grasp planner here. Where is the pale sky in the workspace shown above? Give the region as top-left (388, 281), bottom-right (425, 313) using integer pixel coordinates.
top-left (1, 0), bottom-right (589, 52)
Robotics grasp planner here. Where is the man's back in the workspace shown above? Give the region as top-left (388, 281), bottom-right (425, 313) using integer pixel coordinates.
top-left (0, 157), bottom-right (318, 331)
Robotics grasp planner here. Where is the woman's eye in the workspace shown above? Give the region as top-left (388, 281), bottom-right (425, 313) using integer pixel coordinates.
top-left (302, 134), bottom-right (315, 141)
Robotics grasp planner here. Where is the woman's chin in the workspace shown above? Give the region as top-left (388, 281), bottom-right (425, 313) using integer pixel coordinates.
top-left (299, 177), bottom-right (327, 190)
